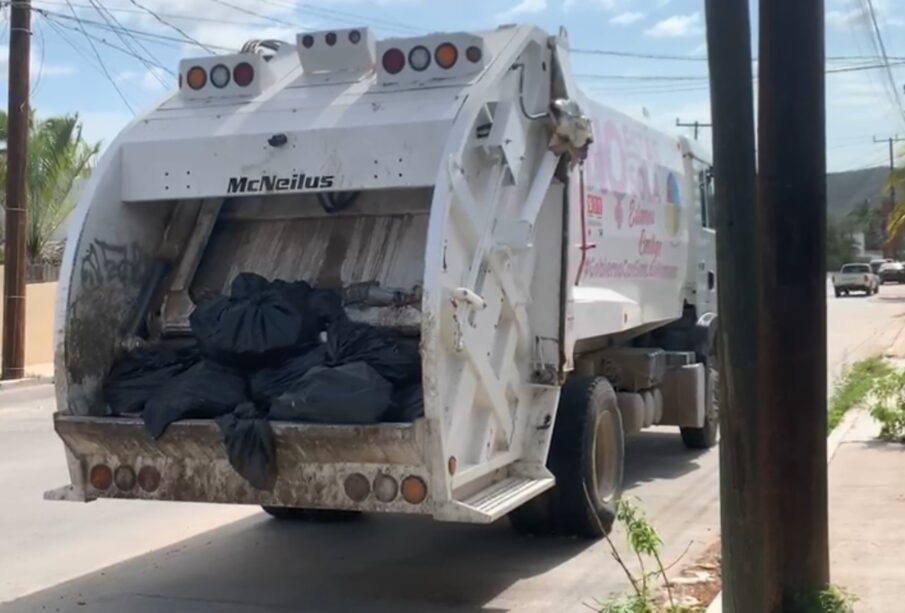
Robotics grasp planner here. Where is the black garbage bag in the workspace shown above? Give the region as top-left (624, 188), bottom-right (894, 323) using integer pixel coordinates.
top-left (269, 362), bottom-right (392, 424)
top-left (143, 361), bottom-right (248, 439)
top-left (325, 319), bottom-right (421, 384)
top-left (384, 382), bottom-right (425, 422)
top-left (217, 402), bottom-right (277, 491)
top-left (248, 345), bottom-right (326, 405)
top-left (308, 288), bottom-right (345, 330)
top-left (190, 280), bottom-right (319, 367)
top-left (104, 344), bottom-right (200, 416)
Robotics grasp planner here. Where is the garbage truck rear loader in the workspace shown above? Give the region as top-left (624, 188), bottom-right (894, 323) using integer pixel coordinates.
top-left (49, 25), bottom-right (717, 538)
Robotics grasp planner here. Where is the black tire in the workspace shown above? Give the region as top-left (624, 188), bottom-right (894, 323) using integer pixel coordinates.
top-left (261, 507), bottom-right (362, 522)
top-left (680, 324), bottom-right (720, 450)
top-left (509, 376), bottom-right (625, 539)
top-left (834, 288), bottom-right (842, 298)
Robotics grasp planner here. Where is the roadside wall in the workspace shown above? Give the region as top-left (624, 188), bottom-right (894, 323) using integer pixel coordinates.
top-left (0, 266), bottom-right (58, 366)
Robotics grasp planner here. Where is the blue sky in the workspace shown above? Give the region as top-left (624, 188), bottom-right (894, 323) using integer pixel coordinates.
top-left (1, 0), bottom-right (904, 172)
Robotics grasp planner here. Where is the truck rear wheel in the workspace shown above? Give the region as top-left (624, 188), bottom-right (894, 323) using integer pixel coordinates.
top-left (509, 376), bottom-right (624, 539)
top-left (261, 507), bottom-right (362, 522)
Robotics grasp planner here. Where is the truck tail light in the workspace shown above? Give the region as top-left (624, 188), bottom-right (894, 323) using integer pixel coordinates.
top-left (89, 464), bottom-right (113, 491)
top-left (382, 48), bottom-right (405, 74)
top-left (401, 476), bottom-right (427, 504)
top-left (301, 34), bottom-right (315, 48)
top-left (137, 466), bottom-right (161, 492)
top-left (466, 45), bottom-right (482, 63)
top-left (186, 66), bottom-right (207, 90)
top-left (325, 31), bottom-right (338, 46)
top-left (408, 45), bottom-right (431, 71)
top-left (114, 465), bottom-right (136, 491)
top-left (210, 64), bottom-right (230, 88)
top-left (233, 62), bottom-right (255, 87)
top-left (344, 473), bottom-right (371, 502)
top-left (435, 43), bottom-right (458, 69)
top-left (373, 474), bottom-right (398, 503)
top-left (348, 29), bottom-right (361, 44)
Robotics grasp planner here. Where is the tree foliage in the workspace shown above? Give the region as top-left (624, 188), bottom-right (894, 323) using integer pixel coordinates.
top-left (0, 111), bottom-right (100, 263)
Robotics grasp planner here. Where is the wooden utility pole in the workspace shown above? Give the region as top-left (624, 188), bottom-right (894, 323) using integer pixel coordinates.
top-left (873, 135), bottom-right (904, 258)
top-left (675, 118), bottom-right (713, 141)
top-left (3, 0), bottom-right (31, 380)
top-left (708, 0), bottom-right (830, 609)
top-left (703, 0), bottom-right (764, 609)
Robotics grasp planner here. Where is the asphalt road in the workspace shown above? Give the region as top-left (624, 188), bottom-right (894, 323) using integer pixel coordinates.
top-left (3, 282), bottom-right (905, 613)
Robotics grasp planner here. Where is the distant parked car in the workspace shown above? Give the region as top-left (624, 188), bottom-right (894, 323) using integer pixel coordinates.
top-left (833, 263), bottom-right (879, 297)
top-left (879, 262), bottom-right (905, 284)
top-left (870, 258), bottom-right (894, 275)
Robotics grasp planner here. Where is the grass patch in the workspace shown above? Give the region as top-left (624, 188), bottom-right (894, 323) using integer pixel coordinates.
top-left (828, 357), bottom-right (893, 432)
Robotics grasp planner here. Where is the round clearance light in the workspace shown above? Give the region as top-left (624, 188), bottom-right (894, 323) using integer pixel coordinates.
top-left (325, 31), bottom-right (338, 46)
top-left (301, 34), bottom-right (315, 49)
top-left (89, 464), bottom-right (113, 491)
top-left (382, 48), bottom-right (405, 75)
top-left (435, 43), bottom-right (458, 70)
top-left (348, 29), bottom-right (361, 44)
top-left (401, 475), bottom-right (427, 505)
top-left (210, 64), bottom-right (230, 88)
top-left (137, 466), bottom-right (161, 493)
top-left (373, 474), bottom-right (399, 503)
top-left (233, 62), bottom-right (255, 87)
top-left (466, 45), bottom-right (482, 63)
top-left (186, 66), bottom-right (207, 90)
top-left (408, 45), bottom-right (431, 72)
top-left (114, 465), bottom-right (136, 491)
top-left (344, 473), bottom-right (371, 502)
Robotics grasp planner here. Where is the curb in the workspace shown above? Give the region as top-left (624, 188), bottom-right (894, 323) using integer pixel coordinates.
top-left (705, 407), bottom-right (868, 613)
top-left (0, 375), bottom-right (54, 391)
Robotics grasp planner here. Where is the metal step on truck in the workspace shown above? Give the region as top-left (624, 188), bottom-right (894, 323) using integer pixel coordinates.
top-left (48, 24), bottom-right (718, 538)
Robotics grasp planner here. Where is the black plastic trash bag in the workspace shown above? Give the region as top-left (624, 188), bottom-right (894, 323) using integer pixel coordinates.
top-left (248, 345), bottom-right (326, 405)
top-left (143, 361), bottom-right (248, 439)
top-left (325, 319), bottom-right (421, 384)
top-left (104, 344), bottom-right (200, 416)
top-left (308, 288), bottom-right (345, 330)
top-left (217, 402), bottom-right (277, 491)
top-left (269, 362), bottom-right (392, 424)
top-left (384, 382), bottom-right (425, 422)
top-left (190, 280), bottom-right (319, 367)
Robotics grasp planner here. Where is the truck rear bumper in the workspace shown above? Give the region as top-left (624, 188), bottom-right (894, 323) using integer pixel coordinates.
top-left (48, 413), bottom-right (435, 515)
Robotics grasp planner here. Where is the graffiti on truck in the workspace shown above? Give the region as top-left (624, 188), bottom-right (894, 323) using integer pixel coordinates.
top-left (80, 239), bottom-right (149, 288)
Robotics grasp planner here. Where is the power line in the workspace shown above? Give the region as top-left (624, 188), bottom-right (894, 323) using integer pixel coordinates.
top-left (861, 0), bottom-right (905, 127)
top-left (41, 11), bottom-right (173, 74)
top-left (569, 47), bottom-right (905, 63)
top-left (62, 0), bottom-right (134, 113)
top-left (206, 0), bottom-right (298, 28)
top-left (128, 0), bottom-right (214, 54)
top-left (87, 0), bottom-right (168, 88)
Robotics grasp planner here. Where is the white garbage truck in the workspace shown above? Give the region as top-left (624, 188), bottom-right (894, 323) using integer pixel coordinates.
top-left (48, 24), bottom-right (718, 538)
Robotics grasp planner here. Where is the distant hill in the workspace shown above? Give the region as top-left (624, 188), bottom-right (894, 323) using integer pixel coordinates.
top-left (827, 166), bottom-right (889, 219)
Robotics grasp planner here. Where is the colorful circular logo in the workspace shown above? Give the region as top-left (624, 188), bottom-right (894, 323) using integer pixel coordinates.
top-left (665, 173), bottom-right (682, 237)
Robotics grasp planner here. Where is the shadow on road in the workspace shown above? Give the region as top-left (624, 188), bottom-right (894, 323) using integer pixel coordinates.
top-left (1, 511), bottom-right (594, 613)
top-left (623, 430), bottom-right (709, 490)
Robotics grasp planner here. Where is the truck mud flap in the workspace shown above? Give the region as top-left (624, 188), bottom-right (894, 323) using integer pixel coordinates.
top-left (50, 414), bottom-right (433, 513)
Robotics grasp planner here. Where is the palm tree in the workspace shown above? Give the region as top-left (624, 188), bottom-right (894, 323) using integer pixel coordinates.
top-left (0, 111), bottom-right (100, 263)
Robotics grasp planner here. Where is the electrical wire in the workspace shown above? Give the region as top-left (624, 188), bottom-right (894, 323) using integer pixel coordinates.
top-left (41, 12), bottom-right (173, 74)
top-left (62, 0), bottom-right (134, 113)
top-left (31, 18), bottom-right (47, 96)
top-left (30, 0), bottom-right (258, 27)
top-left (861, 0), bottom-right (905, 127)
top-left (87, 0), bottom-right (168, 88)
top-left (206, 0), bottom-right (298, 29)
top-left (253, 0), bottom-right (423, 36)
top-left (128, 0), bottom-right (214, 54)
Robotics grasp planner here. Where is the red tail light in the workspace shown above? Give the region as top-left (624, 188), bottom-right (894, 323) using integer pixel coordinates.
top-left (233, 62), bottom-right (255, 87)
top-left (89, 464), bottom-right (113, 491)
top-left (382, 48), bottom-right (405, 74)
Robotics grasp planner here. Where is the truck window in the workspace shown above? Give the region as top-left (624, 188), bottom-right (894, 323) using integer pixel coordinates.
top-left (841, 264), bottom-right (870, 274)
top-left (696, 164), bottom-right (715, 230)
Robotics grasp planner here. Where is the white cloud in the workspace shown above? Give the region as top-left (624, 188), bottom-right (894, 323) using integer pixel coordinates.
top-left (644, 12), bottom-right (702, 38)
top-left (564, 0), bottom-right (629, 12)
top-left (610, 11), bottom-right (644, 25)
top-left (496, 0), bottom-right (547, 21)
top-left (0, 46), bottom-right (75, 78)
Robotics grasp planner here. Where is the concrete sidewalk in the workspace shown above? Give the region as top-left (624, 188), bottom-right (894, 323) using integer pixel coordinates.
top-left (709, 409), bottom-right (905, 611)
top-left (828, 410), bottom-right (905, 611)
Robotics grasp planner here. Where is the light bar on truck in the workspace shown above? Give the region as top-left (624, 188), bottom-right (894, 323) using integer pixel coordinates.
top-left (376, 32), bottom-right (488, 86)
top-left (296, 27), bottom-right (376, 74)
top-left (178, 52), bottom-right (275, 100)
